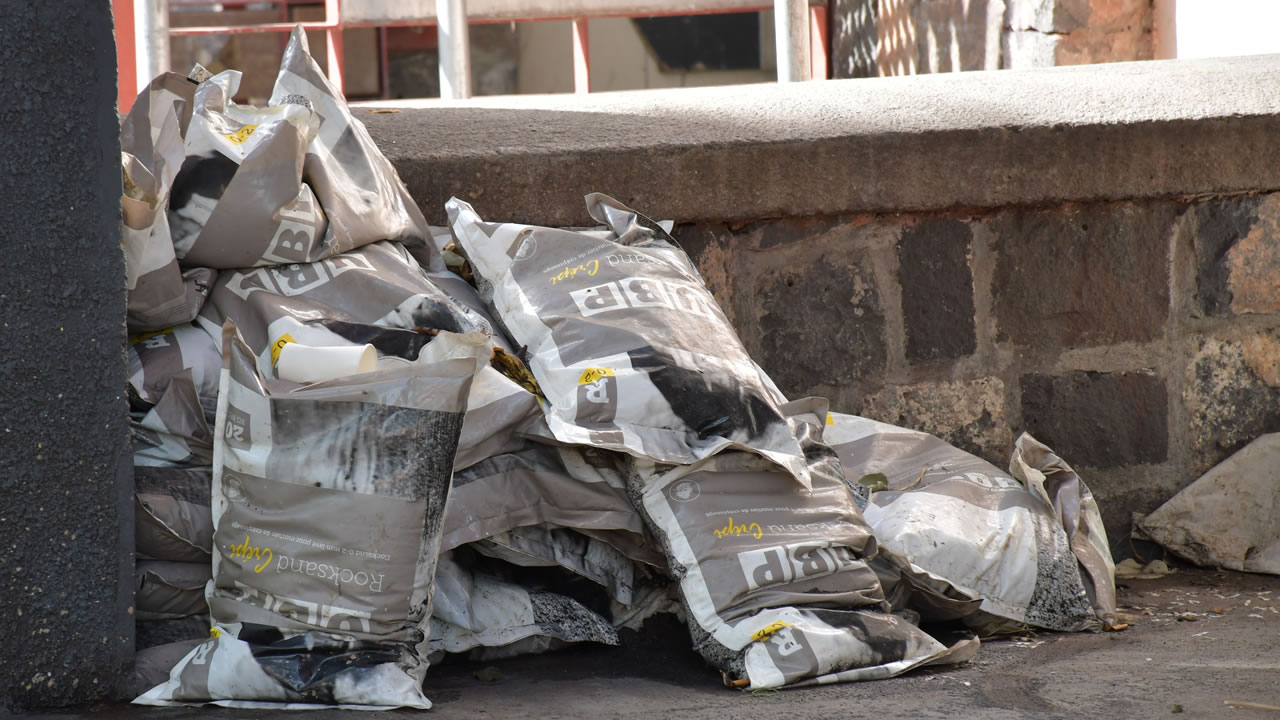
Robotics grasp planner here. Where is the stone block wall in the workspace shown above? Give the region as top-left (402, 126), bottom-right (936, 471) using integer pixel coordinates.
top-left (672, 193), bottom-right (1280, 545)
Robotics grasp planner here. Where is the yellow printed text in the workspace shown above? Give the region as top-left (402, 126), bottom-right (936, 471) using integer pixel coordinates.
top-left (549, 259), bottom-right (599, 285)
top-left (270, 333), bottom-right (297, 366)
top-left (750, 621), bottom-right (793, 643)
top-left (713, 517), bottom-right (763, 541)
top-left (578, 367), bottom-right (616, 385)
top-left (224, 124), bottom-right (258, 145)
top-left (228, 535), bottom-right (273, 573)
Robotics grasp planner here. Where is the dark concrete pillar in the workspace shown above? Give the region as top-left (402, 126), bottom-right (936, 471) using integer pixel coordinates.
top-left (0, 0), bottom-right (133, 710)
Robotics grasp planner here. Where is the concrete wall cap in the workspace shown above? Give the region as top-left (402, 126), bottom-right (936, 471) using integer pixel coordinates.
top-left (362, 54), bottom-right (1280, 225)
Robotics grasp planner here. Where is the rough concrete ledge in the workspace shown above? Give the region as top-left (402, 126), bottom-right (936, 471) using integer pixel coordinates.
top-left (363, 54), bottom-right (1280, 226)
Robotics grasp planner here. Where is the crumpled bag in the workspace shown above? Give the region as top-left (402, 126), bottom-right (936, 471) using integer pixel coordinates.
top-left (135, 467), bottom-right (213, 563)
top-left (428, 552), bottom-right (619, 660)
top-left (628, 400), bottom-right (972, 689)
top-left (129, 323), bottom-right (221, 420)
top-left (131, 370), bottom-right (213, 469)
top-left (120, 72), bottom-right (217, 333)
top-left (135, 321), bottom-right (487, 709)
top-left (168, 27), bottom-right (431, 270)
top-left (448, 193), bottom-right (812, 486)
top-left (826, 412), bottom-right (1115, 633)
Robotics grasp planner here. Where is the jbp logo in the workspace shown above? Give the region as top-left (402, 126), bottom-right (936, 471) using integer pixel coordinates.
top-left (737, 541), bottom-right (861, 591)
top-left (569, 279), bottom-right (720, 319)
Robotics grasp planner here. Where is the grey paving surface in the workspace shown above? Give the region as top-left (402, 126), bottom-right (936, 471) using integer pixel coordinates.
top-left (359, 54), bottom-right (1280, 226)
top-left (24, 568), bottom-right (1280, 719)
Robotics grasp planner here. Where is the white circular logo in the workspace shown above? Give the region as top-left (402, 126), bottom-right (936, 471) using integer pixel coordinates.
top-left (223, 474), bottom-right (245, 503)
top-left (514, 232), bottom-right (537, 260)
top-left (670, 480), bottom-right (700, 502)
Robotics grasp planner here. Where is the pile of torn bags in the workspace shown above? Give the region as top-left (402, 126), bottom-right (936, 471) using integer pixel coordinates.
top-left (123, 28), bottom-right (1117, 710)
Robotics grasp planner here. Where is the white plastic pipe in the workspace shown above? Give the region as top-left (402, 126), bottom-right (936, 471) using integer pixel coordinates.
top-left (437, 0), bottom-right (472, 99)
top-left (134, 0), bottom-right (170, 83)
top-left (774, 0), bottom-right (809, 83)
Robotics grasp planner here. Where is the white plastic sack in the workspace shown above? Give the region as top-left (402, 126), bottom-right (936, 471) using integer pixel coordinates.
top-left (447, 194), bottom-right (811, 486)
top-left (129, 323), bottom-right (221, 419)
top-left (429, 553), bottom-right (619, 660)
top-left (136, 322), bottom-right (487, 709)
top-left (826, 412), bottom-right (1114, 633)
top-left (629, 400), bottom-right (970, 689)
top-left (120, 72), bottom-right (217, 333)
top-left (135, 467), bottom-right (213, 563)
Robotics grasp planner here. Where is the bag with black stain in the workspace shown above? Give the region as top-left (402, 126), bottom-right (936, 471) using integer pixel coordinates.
top-left (135, 320), bottom-right (487, 709)
top-left (627, 399), bottom-right (975, 689)
top-left (447, 194), bottom-right (811, 484)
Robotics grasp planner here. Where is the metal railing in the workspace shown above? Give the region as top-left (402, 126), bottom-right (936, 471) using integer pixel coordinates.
top-left (115, 0), bottom-right (829, 110)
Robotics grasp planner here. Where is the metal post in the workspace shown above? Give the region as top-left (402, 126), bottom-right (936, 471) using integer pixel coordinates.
top-left (324, 0), bottom-right (345, 95)
top-left (774, 0), bottom-right (809, 82)
top-left (809, 3), bottom-right (828, 80)
top-left (134, 0), bottom-right (169, 85)
top-left (572, 18), bottom-right (590, 94)
top-left (437, 0), bottom-right (471, 99)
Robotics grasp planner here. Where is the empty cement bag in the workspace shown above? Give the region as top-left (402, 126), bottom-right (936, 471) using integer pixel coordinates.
top-left (448, 194), bottom-right (811, 485)
top-left (169, 28), bottom-right (431, 270)
top-left (138, 615), bottom-right (212, 650)
top-left (137, 561), bottom-right (211, 620)
top-left (1136, 433), bottom-right (1280, 575)
top-left (129, 323), bottom-right (221, 420)
top-left (428, 552), bottom-right (619, 660)
top-left (135, 320), bottom-right (486, 709)
top-left (825, 412), bottom-right (1113, 633)
top-left (131, 370), bottom-right (213, 469)
top-left (199, 240), bottom-right (537, 468)
top-left (472, 526), bottom-right (639, 606)
top-left (443, 443), bottom-right (648, 554)
top-left (270, 27), bottom-right (435, 268)
top-left (628, 399), bottom-right (970, 689)
top-left (135, 639), bottom-right (206, 698)
top-left (121, 72), bottom-right (217, 333)
top-left (136, 467), bottom-right (213, 563)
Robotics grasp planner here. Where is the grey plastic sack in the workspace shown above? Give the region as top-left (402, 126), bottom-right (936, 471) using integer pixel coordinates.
top-left (448, 194), bottom-right (811, 485)
top-left (199, 240), bottom-right (536, 469)
top-left (443, 443), bottom-right (648, 554)
top-left (135, 467), bottom-right (213, 563)
top-left (169, 28), bottom-right (431, 271)
top-left (121, 72), bottom-right (217, 333)
top-left (129, 323), bottom-right (221, 419)
top-left (629, 401), bottom-right (968, 689)
top-left (137, 561), bottom-right (211, 620)
top-left (472, 526), bottom-right (639, 606)
top-left (429, 553), bottom-right (619, 660)
top-left (131, 370), bottom-right (213, 469)
top-left (135, 322), bottom-right (487, 709)
top-left (825, 412), bottom-right (1113, 633)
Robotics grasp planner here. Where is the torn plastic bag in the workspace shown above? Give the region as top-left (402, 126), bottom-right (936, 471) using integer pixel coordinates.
top-left (136, 467), bottom-right (213, 563)
top-left (428, 553), bottom-right (619, 660)
top-left (1136, 433), bottom-right (1280, 575)
top-left (132, 370), bottom-right (213, 468)
top-left (447, 194), bottom-right (811, 485)
top-left (825, 412), bottom-right (1111, 633)
top-left (270, 27), bottom-right (435, 268)
top-left (121, 72), bottom-right (217, 333)
top-left (198, 241), bottom-right (536, 469)
top-left (1009, 434), bottom-right (1116, 627)
top-left (129, 323), bottom-right (221, 419)
top-left (628, 400), bottom-right (969, 689)
top-left (443, 443), bottom-right (649, 555)
top-left (135, 322), bottom-right (487, 709)
top-left (135, 640), bottom-right (206, 698)
top-left (169, 29), bottom-right (431, 271)
top-left (137, 561), bottom-right (211, 620)
top-left (472, 526), bottom-right (638, 606)
top-left (169, 67), bottom-right (328, 269)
